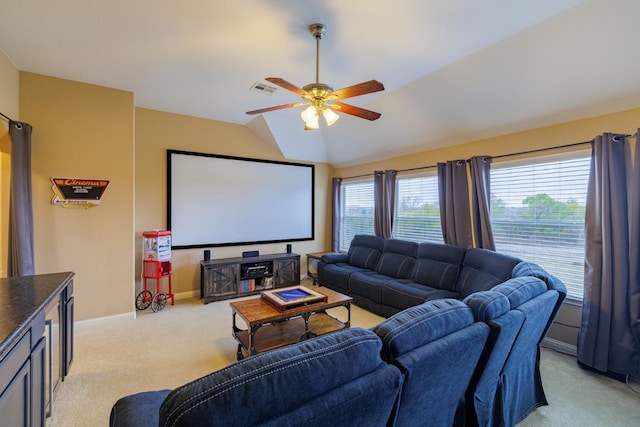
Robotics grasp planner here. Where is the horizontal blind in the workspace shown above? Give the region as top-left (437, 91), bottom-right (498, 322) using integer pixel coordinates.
top-left (340, 180), bottom-right (375, 251)
top-left (393, 174), bottom-right (443, 243)
top-left (490, 155), bottom-right (591, 299)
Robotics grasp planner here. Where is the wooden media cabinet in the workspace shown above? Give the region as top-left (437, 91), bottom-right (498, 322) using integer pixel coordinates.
top-left (200, 252), bottom-right (300, 303)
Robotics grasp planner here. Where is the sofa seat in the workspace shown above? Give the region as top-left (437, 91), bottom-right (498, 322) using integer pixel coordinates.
top-left (381, 279), bottom-right (461, 316)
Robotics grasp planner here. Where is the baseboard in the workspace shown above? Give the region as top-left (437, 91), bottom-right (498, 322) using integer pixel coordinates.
top-left (174, 290), bottom-right (200, 300)
top-left (75, 312), bottom-right (134, 330)
top-left (542, 337), bottom-right (577, 356)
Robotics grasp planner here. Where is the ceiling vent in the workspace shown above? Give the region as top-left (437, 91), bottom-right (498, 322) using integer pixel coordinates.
top-left (250, 81), bottom-right (277, 95)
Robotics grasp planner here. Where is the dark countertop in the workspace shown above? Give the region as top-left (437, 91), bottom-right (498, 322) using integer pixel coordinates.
top-left (0, 272), bottom-right (74, 360)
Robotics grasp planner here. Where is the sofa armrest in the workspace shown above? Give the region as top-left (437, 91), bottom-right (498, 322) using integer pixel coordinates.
top-left (321, 253), bottom-right (348, 264)
top-left (512, 261), bottom-right (567, 298)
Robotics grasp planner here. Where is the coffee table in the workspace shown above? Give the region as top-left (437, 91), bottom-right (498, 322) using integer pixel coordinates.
top-left (230, 287), bottom-right (352, 360)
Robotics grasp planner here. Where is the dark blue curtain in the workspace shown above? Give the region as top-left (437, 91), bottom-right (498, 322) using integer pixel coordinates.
top-left (578, 133), bottom-right (640, 380)
top-left (469, 156), bottom-right (495, 250)
top-left (8, 121), bottom-right (35, 277)
top-left (438, 160), bottom-right (472, 248)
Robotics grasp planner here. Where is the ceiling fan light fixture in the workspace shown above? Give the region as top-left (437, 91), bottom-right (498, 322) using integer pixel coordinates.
top-left (323, 107), bottom-right (340, 126)
top-left (301, 105), bottom-right (319, 129)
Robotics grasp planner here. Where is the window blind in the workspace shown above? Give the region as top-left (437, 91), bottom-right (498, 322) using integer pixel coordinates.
top-left (490, 154), bottom-right (591, 299)
top-left (393, 173), bottom-right (443, 243)
top-left (340, 180), bottom-right (375, 251)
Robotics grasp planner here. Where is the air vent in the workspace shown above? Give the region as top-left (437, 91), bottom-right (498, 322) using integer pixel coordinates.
top-left (250, 81), bottom-right (278, 95)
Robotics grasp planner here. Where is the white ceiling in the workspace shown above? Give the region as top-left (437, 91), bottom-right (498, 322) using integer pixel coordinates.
top-left (1, 0), bottom-right (639, 167)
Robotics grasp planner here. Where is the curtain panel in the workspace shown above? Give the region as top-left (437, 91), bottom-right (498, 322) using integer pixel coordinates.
top-left (437, 160), bottom-right (473, 248)
top-left (374, 171), bottom-right (384, 237)
top-left (382, 170), bottom-right (397, 239)
top-left (578, 133), bottom-right (640, 379)
top-left (331, 178), bottom-right (342, 252)
top-left (469, 156), bottom-right (495, 250)
top-left (8, 121), bottom-right (36, 276)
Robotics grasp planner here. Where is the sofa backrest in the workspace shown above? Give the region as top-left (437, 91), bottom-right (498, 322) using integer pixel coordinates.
top-left (455, 248), bottom-right (521, 297)
top-left (375, 239), bottom-right (418, 279)
top-left (410, 242), bottom-right (466, 291)
top-left (347, 234), bottom-right (385, 270)
top-left (372, 299), bottom-right (489, 427)
top-left (159, 328), bottom-right (403, 427)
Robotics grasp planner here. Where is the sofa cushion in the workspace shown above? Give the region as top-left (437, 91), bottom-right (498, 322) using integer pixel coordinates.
top-left (347, 234), bottom-right (384, 269)
top-left (318, 262), bottom-right (369, 294)
top-left (410, 242), bottom-right (466, 292)
top-left (159, 328), bottom-right (400, 427)
top-left (375, 239), bottom-right (417, 279)
top-left (381, 280), bottom-right (461, 313)
top-left (372, 299), bottom-right (475, 359)
top-left (455, 249), bottom-right (521, 297)
top-left (349, 271), bottom-right (389, 304)
top-left (491, 276), bottom-right (548, 309)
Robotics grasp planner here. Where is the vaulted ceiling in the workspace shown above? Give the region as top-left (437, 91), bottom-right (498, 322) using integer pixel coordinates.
top-left (1, 0), bottom-right (639, 167)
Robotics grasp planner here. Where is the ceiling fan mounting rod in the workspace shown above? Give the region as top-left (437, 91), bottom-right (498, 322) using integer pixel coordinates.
top-left (309, 23), bottom-right (326, 84)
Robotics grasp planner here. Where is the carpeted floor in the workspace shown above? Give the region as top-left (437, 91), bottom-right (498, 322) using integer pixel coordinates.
top-left (48, 286), bottom-right (640, 426)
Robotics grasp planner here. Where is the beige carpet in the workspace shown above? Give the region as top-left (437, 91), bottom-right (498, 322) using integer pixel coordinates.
top-left (48, 285), bottom-right (640, 426)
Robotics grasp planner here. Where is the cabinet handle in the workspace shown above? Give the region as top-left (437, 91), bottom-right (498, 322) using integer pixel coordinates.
top-left (45, 319), bottom-right (53, 418)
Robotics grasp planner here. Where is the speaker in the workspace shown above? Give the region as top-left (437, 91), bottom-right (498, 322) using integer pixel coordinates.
top-left (286, 244), bottom-right (292, 253)
top-left (204, 250), bottom-right (211, 261)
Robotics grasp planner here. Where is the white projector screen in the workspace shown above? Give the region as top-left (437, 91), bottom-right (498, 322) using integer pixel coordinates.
top-left (167, 150), bottom-right (314, 249)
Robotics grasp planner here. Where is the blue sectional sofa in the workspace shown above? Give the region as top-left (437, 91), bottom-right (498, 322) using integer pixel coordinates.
top-left (319, 234), bottom-right (567, 426)
top-left (110, 235), bottom-right (566, 426)
top-left (110, 299), bottom-right (491, 427)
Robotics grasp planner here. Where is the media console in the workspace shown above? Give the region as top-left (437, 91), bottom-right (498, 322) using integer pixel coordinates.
top-left (200, 253), bottom-right (300, 303)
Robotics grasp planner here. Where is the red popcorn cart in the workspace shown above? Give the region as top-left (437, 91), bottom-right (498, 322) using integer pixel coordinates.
top-left (136, 230), bottom-right (174, 312)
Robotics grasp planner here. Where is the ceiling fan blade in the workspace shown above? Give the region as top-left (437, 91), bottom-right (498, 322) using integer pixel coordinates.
top-left (331, 102), bottom-right (381, 121)
top-left (246, 102), bottom-right (305, 115)
top-left (327, 80), bottom-right (385, 100)
top-left (265, 78), bottom-right (310, 98)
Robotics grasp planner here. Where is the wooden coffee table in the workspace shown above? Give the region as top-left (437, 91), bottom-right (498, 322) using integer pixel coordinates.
top-left (230, 287), bottom-right (352, 360)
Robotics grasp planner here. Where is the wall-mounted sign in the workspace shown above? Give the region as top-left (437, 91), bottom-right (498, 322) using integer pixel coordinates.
top-left (51, 177), bottom-right (110, 208)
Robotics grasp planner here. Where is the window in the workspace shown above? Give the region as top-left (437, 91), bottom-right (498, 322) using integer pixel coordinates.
top-left (490, 153), bottom-right (591, 299)
top-left (393, 173), bottom-right (443, 243)
top-left (339, 180), bottom-right (375, 251)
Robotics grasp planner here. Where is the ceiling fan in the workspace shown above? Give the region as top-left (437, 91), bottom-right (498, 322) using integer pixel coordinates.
top-left (246, 23), bottom-right (384, 130)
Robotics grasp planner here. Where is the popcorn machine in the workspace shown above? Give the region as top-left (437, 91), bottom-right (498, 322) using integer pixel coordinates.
top-left (136, 230), bottom-right (174, 312)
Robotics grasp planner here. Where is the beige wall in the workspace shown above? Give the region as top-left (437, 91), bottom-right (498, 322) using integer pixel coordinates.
top-left (12, 73), bottom-right (332, 321)
top-left (135, 108), bottom-right (333, 297)
top-left (335, 108), bottom-right (640, 177)
top-left (0, 49), bottom-right (19, 277)
top-left (20, 72), bottom-right (135, 321)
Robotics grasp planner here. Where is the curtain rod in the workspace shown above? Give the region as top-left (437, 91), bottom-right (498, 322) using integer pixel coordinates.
top-left (0, 111), bottom-right (15, 122)
top-left (339, 132), bottom-right (636, 181)
top-left (489, 139), bottom-right (593, 161)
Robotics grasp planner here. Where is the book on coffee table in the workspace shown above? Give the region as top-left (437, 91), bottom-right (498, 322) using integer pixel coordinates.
top-left (261, 285), bottom-right (328, 311)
